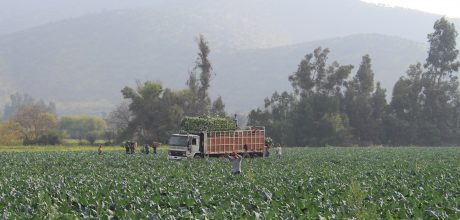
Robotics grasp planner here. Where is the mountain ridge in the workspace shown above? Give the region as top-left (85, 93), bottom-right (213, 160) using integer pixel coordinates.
top-left (0, 1), bottom-right (457, 115)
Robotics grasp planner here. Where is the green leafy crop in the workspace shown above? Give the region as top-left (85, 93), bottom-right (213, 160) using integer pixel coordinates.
top-left (180, 116), bottom-right (237, 132)
top-left (0, 147), bottom-right (459, 219)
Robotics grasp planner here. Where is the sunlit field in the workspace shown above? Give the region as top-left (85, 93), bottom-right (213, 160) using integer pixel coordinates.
top-left (0, 147), bottom-right (459, 219)
top-left (0, 145), bottom-right (168, 153)
top-left (0, 145), bottom-right (123, 153)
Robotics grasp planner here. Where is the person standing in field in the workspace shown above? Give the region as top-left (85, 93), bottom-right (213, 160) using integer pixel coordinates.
top-left (153, 142), bottom-right (159, 154)
top-left (98, 145), bottom-right (103, 155)
top-left (125, 142), bottom-right (130, 154)
top-left (227, 152), bottom-right (243, 175)
top-left (243, 144), bottom-right (249, 158)
top-left (144, 144), bottom-right (149, 154)
top-left (275, 143), bottom-right (282, 159)
top-left (129, 142), bottom-right (136, 154)
top-left (264, 144), bottom-right (270, 157)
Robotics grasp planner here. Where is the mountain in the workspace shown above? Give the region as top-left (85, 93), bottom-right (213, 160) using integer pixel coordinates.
top-left (0, 7), bottom-right (289, 115)
top-left (0, 0), bottom-right (167, 36)
top-left (0, 0), bottom-right (457, 115)
top-left (1, 0), bottom-right (459, 42)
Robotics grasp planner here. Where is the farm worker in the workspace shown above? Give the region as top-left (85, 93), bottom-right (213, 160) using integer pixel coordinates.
top-left (227, 152), bottom-right (243, 175)
top-left (264, 144), bottom-right (270, 157)
top-left (275, 143), bottom-right (282, 159)
top-left (243, 144), bottom-right (249, 158)
top-left (129, 142), bottom-right (136, 154)
top-left (125, 142), bottom-right (130, 154)
top-left (144, 144), bottom-right (149, 154)
top-left (98, 145), bottom-right (103, 155)
top-left (153, 142), bottom-right (159, 154)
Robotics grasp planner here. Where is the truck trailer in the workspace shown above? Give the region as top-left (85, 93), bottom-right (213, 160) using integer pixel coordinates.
top-left (168, 127), bottom-right (265, 160)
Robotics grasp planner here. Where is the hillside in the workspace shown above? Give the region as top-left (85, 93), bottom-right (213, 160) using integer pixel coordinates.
top-left (0, 32), bottom-right (427, 115)
top-left (0, 0), bottom-right (457, 115)
top-left (1, 0), bottom-right (459, 42)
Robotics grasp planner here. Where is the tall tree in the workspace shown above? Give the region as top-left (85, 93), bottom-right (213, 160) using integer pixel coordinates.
top-left (354, 54), bottom-right (374, 95)
top-left (390, 63), bottom-right (424, 122)
top-left (121, 81), bottom-right (164, 143)
top-left (289, 47), bottom-right (353, 98)
top-left (211, 96), bottom-right (226, 117)
top-left (370, 82), bottom-right (387, 144)
top-left (345, 55), bottom-right (376, 145)
top-left (105, 101), bottom-right (131, 142)
top-left (251, 47), bottom-right (353, 146)
top-left (196, 35), bottom-right (212, 101)
top-left (12, 103), bottom-right (57, 144)
top-left (422, 17), bottom-right (460, 142)
top-left (424, 17), bottom-right (460, 86)
top-left (187, 34), bottom-right (213, 116)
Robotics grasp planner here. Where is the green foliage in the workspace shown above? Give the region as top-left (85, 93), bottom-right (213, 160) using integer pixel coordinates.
top-left (288, 47), bottom-right (353, 97)
top-left (354, 54), bottom-right (374, 95)
top-left (0, 148), bottom-right (459, 218)
top-left (186, 35), bottom-right (213, 116)
top-left (120, 82), bottom-right (195, 143)
top-left (180, 116), bottom-right (236, 132)
top-left (36, 130), bottom-right (64, 145)
top-left (264, 137), bottom-right (273, 146)
top-left (118, 35), bottom-right (226, 143)
top-left (0, 121), bottom-right (22, 146)
top-left (211, 96), bottom-right (226, 117)
top-left (13, 104), bottom-right (58, 144)
top-left (59, 115), bottom-right (107, 143)
top-left (425, 17), bottom-right (460, 83)
top-left (316, 113), bottom-right (351, 146)
top-left (85, 132), bottom-right (98, 145)
top-left (384, 17), bottom-right (460, 145)
top-left (249, 17), bottom-right (460, 147)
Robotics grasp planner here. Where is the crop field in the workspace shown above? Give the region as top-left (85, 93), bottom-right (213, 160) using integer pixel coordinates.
top-left (0, 147), bottom-right (459, 219)
top-left (0, 145), bottom-right (168, 153)
top-left (0, 145), bottom-right (124, 153)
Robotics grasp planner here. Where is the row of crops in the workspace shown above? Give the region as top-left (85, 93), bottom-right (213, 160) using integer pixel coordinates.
top-left (0, 147), bottom-right (459, 218)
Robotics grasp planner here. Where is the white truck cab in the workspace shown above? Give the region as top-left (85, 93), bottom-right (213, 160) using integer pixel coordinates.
top-left (167, 134), bottom-right (201, 160)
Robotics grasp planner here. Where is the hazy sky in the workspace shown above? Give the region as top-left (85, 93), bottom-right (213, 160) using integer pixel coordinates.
top-left (362, 0), bottom-right (460, 18)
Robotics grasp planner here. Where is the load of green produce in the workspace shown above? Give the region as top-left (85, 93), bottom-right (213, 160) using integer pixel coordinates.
top-left (265, 137), bottom-right (273, 146)
top-left (180, 116), bottom-right (237, 132)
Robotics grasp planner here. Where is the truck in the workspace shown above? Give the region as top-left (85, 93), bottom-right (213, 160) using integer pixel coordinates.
top-left (168, 127), bottom-right (265, 160)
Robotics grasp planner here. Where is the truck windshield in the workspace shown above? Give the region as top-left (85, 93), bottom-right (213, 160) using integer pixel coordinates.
top-left (168, 135), bottom-right (188, 146)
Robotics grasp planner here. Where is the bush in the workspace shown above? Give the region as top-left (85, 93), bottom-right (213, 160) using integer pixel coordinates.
top-left (85, 132), bottom-right (98, 145)
top-left (0, 121), bottom-right (22, 146)
top-left (36, 130), bottom-right (63, 145)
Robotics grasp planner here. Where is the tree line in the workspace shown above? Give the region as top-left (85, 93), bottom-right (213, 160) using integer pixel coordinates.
top-left (0, 93), bottom-right (107, 145)
top-left (0, 35), bottom-right (225, 146)
top-left (248, 17), bottom-right (460, 146)
top-left (110, 35), bottom-right (226, 144)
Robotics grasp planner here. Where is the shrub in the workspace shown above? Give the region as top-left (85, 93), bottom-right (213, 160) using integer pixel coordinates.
top-left (36, 130), bottom-right (63, 145)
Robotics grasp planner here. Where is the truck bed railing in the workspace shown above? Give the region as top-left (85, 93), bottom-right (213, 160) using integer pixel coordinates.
top-left (205, 127), bottom-right (265, 155)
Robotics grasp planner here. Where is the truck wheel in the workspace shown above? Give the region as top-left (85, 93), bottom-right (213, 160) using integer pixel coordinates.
top-left (194, 154), bottom-right (202, 159)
